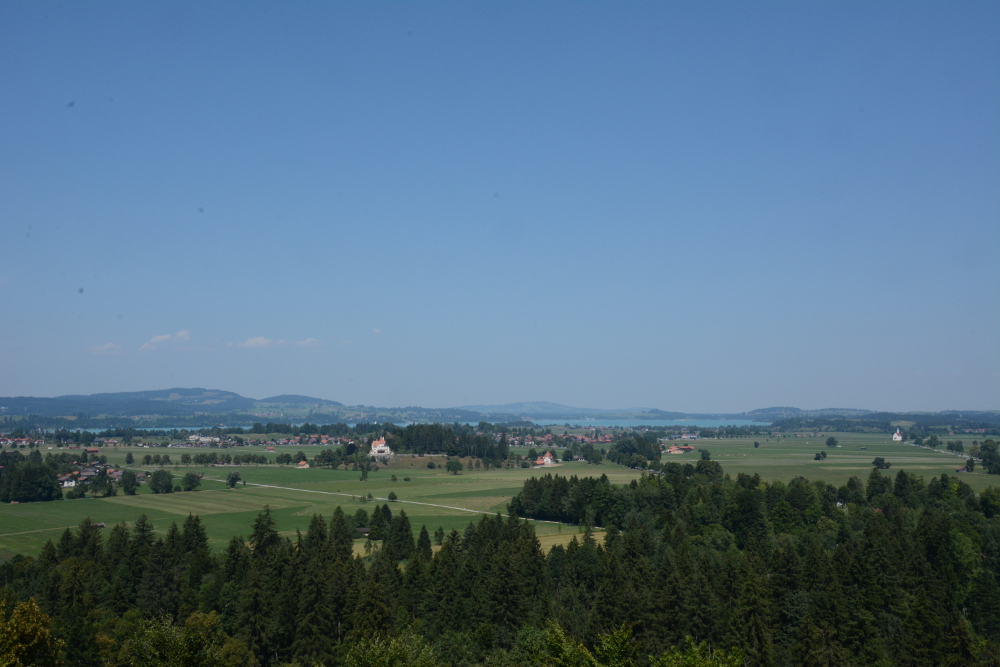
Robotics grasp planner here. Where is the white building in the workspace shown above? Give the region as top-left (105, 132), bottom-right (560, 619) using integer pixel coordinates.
top-left (892, 428), bottom-right (903, 442)
top-left (370, 437), bottom-right (393, 457)
top-left (535, 451), bottom-right (555, 466)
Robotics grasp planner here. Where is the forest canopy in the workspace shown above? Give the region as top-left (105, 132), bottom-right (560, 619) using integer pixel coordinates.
top-left (2, 460), bottom-right (1000, 665)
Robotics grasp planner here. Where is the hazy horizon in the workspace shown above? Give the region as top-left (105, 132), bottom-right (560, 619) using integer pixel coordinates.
top-left (1, 2), bottom-right (997, 412)
top-left (0, 387), bottom-right (991, 417)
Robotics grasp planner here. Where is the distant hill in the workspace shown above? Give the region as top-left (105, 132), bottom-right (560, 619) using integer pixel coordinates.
top-left (457, 402), bottom-right (671, 419)
top-left (0, 388), bottom-right (255, 418)
top-left (733, 407), bottom-right (873, 421)
top-left (1, 390), bottom-right (995, 432)
top-left (459, 402), bottom-right (604, 416)
top-left (258, 395), bottom-right (343, 407)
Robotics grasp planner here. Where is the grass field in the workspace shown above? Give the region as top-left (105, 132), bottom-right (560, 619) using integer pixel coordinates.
top-left (0, 432), bottom-right (991, 559)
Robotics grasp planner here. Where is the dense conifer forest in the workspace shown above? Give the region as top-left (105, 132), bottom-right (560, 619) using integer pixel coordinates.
top-left (3, 460), bottom-right (1000, 666)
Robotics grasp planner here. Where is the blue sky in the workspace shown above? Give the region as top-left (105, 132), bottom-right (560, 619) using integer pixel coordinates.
top-left (1, 1), bottom-right (997, 412)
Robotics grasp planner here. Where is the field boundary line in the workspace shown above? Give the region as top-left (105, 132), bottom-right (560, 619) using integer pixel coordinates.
top-left (0, 526), bottom-right (74, 538)
top-left (199, 477), bottom-right (566, 525)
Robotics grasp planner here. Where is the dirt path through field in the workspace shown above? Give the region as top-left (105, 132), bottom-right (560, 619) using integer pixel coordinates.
top-left (201, 476), bottom-right (566, 525)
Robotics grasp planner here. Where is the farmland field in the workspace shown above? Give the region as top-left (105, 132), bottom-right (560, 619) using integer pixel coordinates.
top-left (0, 431), bottom-right (992, 559)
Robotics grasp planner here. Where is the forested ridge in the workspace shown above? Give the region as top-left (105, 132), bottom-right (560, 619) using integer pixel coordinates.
top-left (3, 462), bottom-right (1000, 665)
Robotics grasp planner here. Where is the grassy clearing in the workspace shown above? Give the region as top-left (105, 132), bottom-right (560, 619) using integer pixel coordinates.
top-left (689, 432), bottom-right (986, 490)
top-left (1, 433), bottom-right (991, 558)
top-left (0, 459), bottom-right (629, 557)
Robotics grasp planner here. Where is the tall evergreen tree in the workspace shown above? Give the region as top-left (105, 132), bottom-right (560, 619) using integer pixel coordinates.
top-left (416, 525), bottom-right (433, 562)
top-left (136, 539), bottom-right (177, 618)
top-left (329, 506), bottom-right (356, 562)
top-left (384, 510), bottom-right (414, 561)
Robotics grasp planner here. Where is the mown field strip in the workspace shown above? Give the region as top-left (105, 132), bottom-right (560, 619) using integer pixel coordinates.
top-left (0, 526), bottom-right (77, 538)
top-left (200, 477), bottom-right (564, 524)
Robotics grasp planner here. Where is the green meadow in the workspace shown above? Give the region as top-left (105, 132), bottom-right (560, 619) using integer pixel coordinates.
top-left (0, 432), bottom-right (990, 559)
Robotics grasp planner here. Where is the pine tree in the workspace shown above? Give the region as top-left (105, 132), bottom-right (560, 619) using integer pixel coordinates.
top-left (303, 513), bottom-right (328, 553)
top-left (291, 557), bottom-right (335, 665)
top-left (235, 562), bottom-right (271, 662)
top-left (679, 557), bottom-right (716, 645)
top-left (104, 521), bottom-right (131, 573)
top-left (403, 540), bottom-right (429, 596)
top-left (898, 587), bottom-right (944, 666)
top-left (416, 525), bottom-right (433, 562)
top-left (384, 510), bottom-right (414, 561)
top-left (136, 539), bottom-right (178, 618)
top-left (369, 506), bottom-right (387, 541)
top-left (351, 578), bottom-right (391, 639)
top-left (73, 517), bottom-right (104, 563)
top-left (181, 513), bottom-right (209, 555)
top-left (249, 507), bottom-right (281, 556)
top-left (790, 616), bottom-right (829, 667)
top-left (735, 556), bottom-right (775, 667)
top-left (329, 506), bottom-right (356, 561)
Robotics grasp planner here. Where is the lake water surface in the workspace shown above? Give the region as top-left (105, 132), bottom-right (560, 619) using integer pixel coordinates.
top-left (529, 419), bottom-right (766, 429)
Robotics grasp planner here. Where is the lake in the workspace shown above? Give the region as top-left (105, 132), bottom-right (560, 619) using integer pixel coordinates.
top-left (529, 419), bottom-right (767, 429)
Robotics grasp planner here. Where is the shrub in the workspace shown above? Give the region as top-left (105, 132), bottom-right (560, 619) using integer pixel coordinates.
top-left (149, 469), bottom-right (174, 494)
top-left (181, 472), bottom-right (201, 492)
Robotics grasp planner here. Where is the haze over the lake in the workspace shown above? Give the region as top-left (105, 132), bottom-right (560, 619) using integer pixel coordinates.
top-left (1, 2), bottom-right (997, 412)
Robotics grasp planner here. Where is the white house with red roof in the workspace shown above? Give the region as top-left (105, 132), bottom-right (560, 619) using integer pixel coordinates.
top-left (370, 438), bottom-right (393, 457)
top-left (534, 451), bottom-right (555, 466)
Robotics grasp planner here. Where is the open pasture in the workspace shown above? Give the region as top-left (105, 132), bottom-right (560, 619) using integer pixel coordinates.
top-left (686, 432), bottom-right (987, 490)
top-left (1, 433), bottom-right (991, 559)
top-left (0, 457), bottom-right (633, 558)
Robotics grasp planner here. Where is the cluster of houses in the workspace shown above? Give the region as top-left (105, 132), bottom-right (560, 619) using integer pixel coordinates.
top-left (502, 432), bottom-right (614, 448)
top-left (663, 444), bottom-right (696, 455)
top-left (0, 435), bottom-right (44, 448)
top-left (262, 445), bottom-right (313, 468)
top-left (57, 464), bottom-right (144, 488)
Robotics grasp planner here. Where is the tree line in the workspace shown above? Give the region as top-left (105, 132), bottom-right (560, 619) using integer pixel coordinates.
top-left (5, 456), bottom-right (1000, 665)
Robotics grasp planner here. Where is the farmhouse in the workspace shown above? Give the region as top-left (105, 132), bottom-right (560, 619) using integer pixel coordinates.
top-left (371, 438), bottom-right (393, 457)
top-left (534, 451), bottom-right (555, 466)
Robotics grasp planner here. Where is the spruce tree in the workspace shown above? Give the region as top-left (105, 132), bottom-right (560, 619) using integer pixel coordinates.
top-left (136, 539), bottom-right (178, 618)
top-left (303, 513), bottom-right (328, 553)
top-left (416, 525), bottom-right (433, 561)
top-left (735, 556), bottom-right (775, 667)
top-left (369, 504), bottom-right (387, 541)
top-left (291, 557), bottom-right (334, 664)
top-left (385, 510), bottom-right (414, 561)
top-left (249, 507), bottom-right (281, 556)
top-left (351, 578), bottom-right (391, 639)
top-left (329, 506), bottom-right (356, 561)
top-left (234, 562), bottom-right (271, 662)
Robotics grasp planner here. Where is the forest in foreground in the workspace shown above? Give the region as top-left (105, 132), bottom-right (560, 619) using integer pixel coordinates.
top-left (2, 461), bottom-right (1000, 666)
